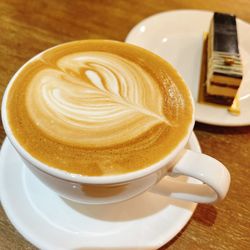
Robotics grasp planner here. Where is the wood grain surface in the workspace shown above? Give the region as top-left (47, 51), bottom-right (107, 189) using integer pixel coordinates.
top-left (0, 0), bottom-right (250, 249)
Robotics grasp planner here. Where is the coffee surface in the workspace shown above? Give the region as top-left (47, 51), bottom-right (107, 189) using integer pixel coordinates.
top-left (7, 40), bottom-right (193, 176)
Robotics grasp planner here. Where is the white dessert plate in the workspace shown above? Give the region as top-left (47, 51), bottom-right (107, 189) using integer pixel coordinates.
top-left (0, 133), bottom-right (200, 250)
top-left (126, 10), bottom-right (250, 126)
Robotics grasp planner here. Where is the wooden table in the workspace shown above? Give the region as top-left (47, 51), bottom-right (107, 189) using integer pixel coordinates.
top-left (0, 0), bottom-right (249, 249)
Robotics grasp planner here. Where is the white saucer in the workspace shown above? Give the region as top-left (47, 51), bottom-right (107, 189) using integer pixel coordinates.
top-left (126, 10), bottom-right (250, 126)
top-left (0, 133), bottom-right (200, 250)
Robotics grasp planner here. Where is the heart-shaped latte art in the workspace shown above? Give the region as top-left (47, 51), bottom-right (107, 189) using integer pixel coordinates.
top-left (26, 52), bottom-right (173, 147)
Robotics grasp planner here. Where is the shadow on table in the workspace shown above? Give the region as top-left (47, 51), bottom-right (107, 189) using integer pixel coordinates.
top-left (195, 122), bottom-right (250, 135)
top-left (192, 204), bottom-right (217, 226)
top-left (159, 204), bottom-right (217, 249)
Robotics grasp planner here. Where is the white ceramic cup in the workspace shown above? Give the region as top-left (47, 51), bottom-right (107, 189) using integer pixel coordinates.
top-left (1, 43), bottom-right (230, 205)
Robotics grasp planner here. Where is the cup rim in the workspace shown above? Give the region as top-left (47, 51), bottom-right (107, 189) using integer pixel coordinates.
top-left (1, 39), bottom-right (195, 184)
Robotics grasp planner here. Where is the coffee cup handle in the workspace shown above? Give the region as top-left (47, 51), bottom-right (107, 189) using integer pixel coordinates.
top-left (151, 149), bottom-right (230, 203)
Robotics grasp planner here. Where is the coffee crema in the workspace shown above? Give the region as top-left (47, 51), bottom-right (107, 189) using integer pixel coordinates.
top-left (7, 40), bottom-right (193, 176)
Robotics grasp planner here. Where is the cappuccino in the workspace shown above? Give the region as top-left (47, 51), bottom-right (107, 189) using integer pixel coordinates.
top-left (6, 40), bottom-right (193, 176)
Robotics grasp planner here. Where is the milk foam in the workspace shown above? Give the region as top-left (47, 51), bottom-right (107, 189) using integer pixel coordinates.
top-left (26, 52), bottom-right (171, 147)
top-left (7, 40), bottom-right (193, 176)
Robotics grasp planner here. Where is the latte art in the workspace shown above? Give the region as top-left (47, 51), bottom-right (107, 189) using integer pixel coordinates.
top-left (6, 40), bottom-right (193, 176)
top-left (27, 52), bottom-right (170, 147)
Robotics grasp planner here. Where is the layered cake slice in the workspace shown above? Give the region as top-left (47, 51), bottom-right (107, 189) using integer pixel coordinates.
top-left (205, 12), bottom-right (243, 106)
